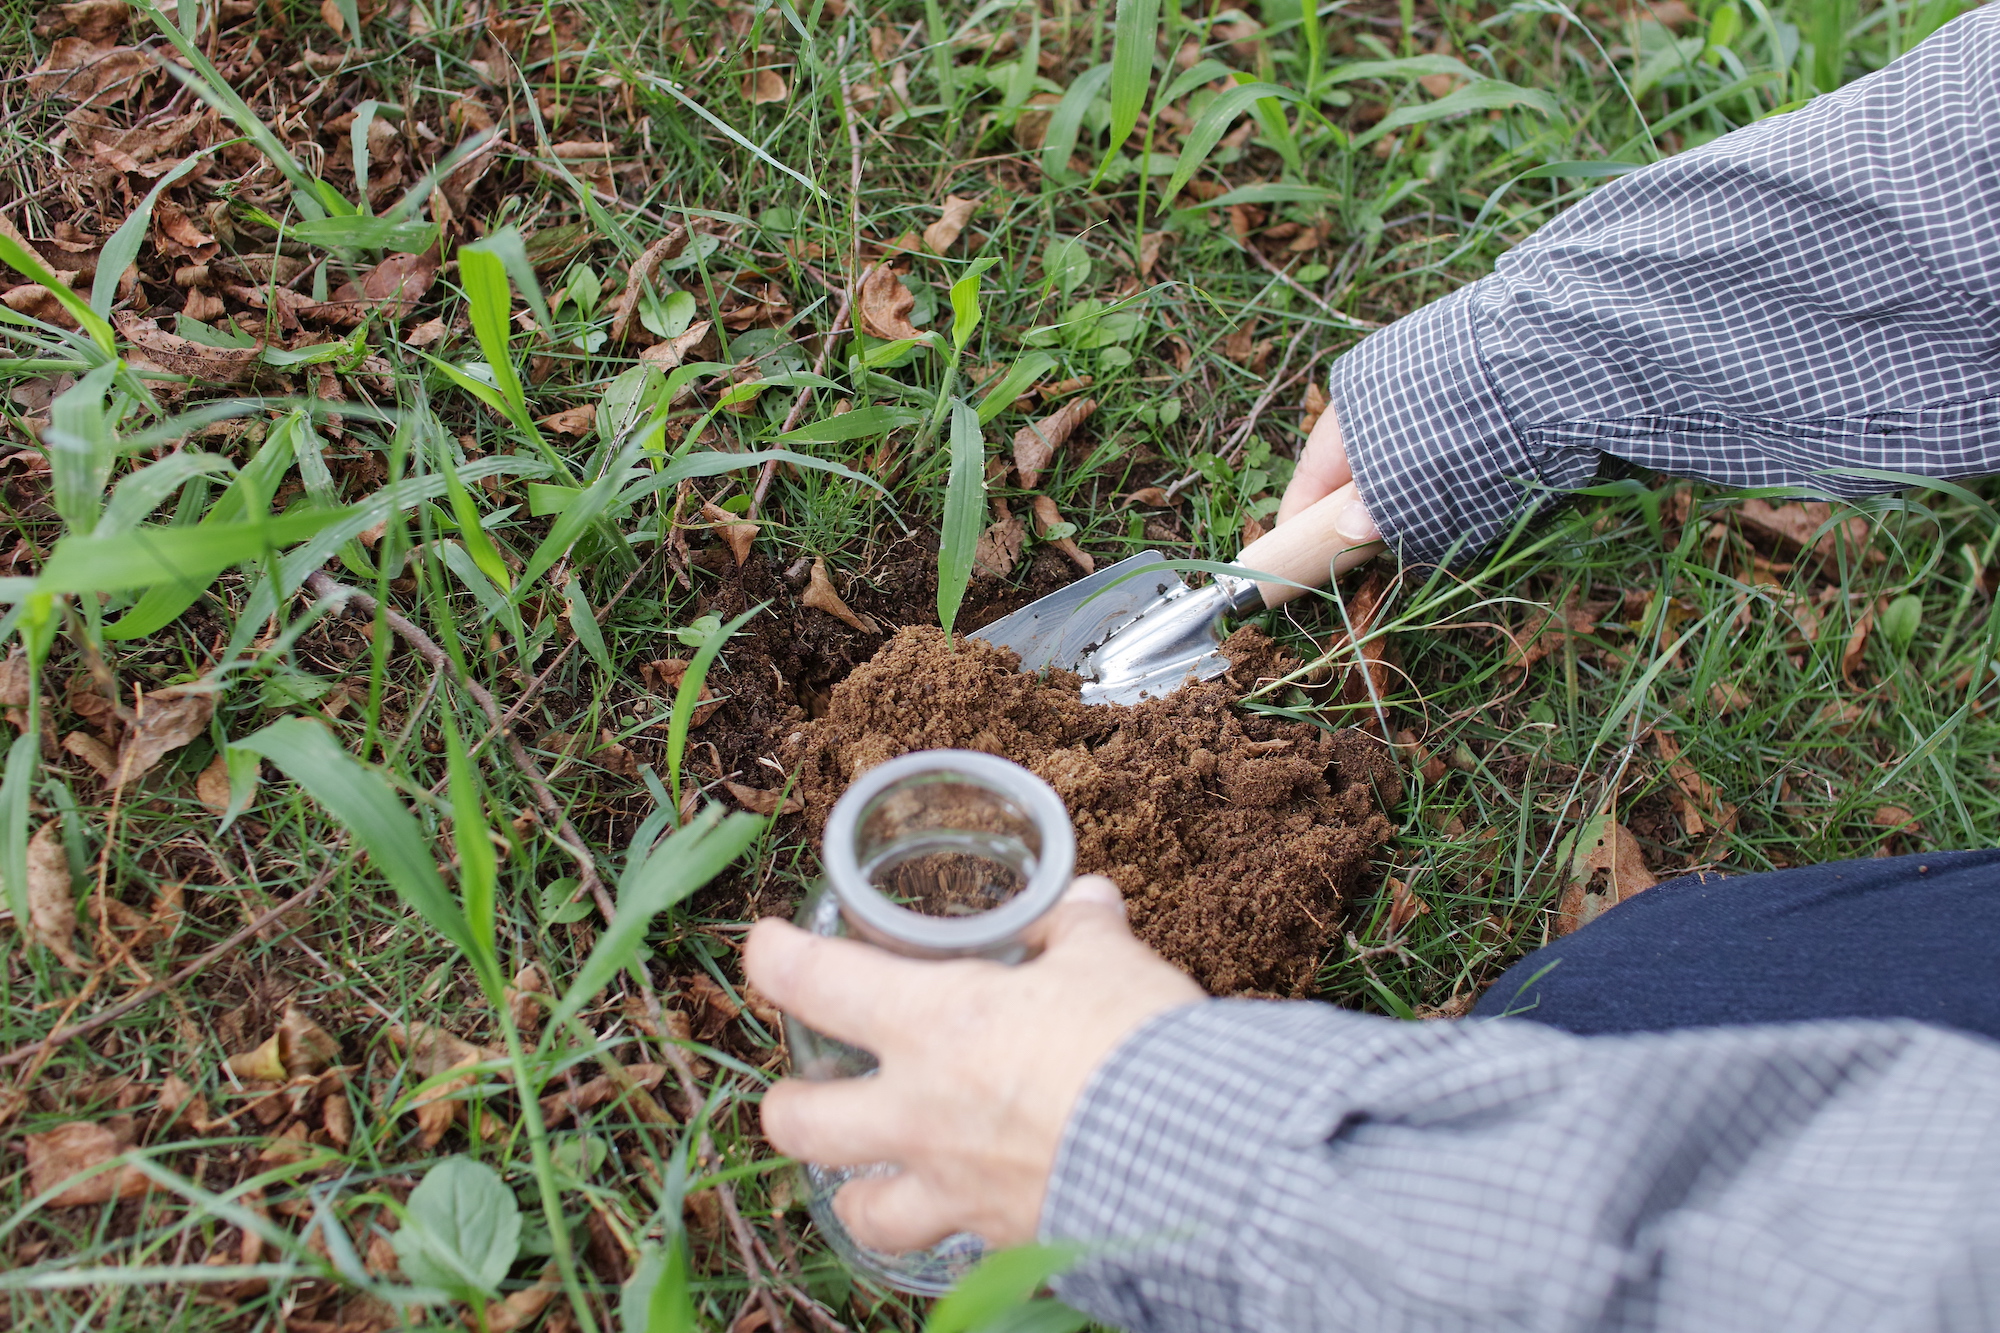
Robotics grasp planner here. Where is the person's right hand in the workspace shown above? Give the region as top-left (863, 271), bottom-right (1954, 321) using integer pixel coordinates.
top-left (1277, 398), bottom-right (1377, 543)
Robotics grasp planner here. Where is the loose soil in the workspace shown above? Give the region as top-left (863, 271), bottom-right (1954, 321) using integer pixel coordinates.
top-left (761, 626), bottom-right (1399, 995)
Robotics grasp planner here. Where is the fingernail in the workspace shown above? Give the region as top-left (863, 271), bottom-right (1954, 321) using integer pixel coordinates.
top-left (1333, 488), bottom-right (1378, 544)
top-left (1066, 874), bottom-right (1123, 908)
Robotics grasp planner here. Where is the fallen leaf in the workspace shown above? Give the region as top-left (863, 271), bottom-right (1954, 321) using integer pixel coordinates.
top-left (682, 972), bottom-right (741, 1040)
top-left (744, 65), bottom-right (787, 103)
top-left (639, 320), bottom-right (712, 373)
top-left (1393, 728), bottom-right (1446, 783)
top-left (405, 316), bottom-right (448, 347)
top-left (152, 198), bottom-right (216, 261)
top-left (195, 752), bottom-right (233, 816)
top-left (322, 1092), bottom-right (352, 1148)
top-left (1874, 804), bottom-right (1921, 833)
top-left (112, 686), bottom-right (213, 788)
top-left (29, 38), bottom-right (151, 106)
top-left (538, 405), bottom-right (595, 436)
top-left (25, 1121), bottom-right (148, 1206)
top-left (279, 1003), bottom-right (340, 1075)
top-left (0, 648), bottom-right (33, 709)
top-left (1242, 515), bottom-right (1268, 547)
top-left (318, 0), bottom-right (346, 35)
top-left (62, 730), bottom-right (117, 781)
top-left (973, 514), bottom-right (1025, 578)
top-left (1384, 876), bottom-right (1431, 934)
top-left (1556, 817), bottom-right (1657, 935)
top-left (258, 1121), bottom-right (314, 1165)
top-left (1030, 495), bottom-right (1094, 574)
top-left (506, 964), bottom-right (547, 1031)
top-left (227, 1033), bottom-right (287, 1082)
top-left (1302, 378), bottom-right (1330, 434)
top-left (608, 226), bottom-right (689, 346)
top-left (1653, 729), bottom-right (1736, 840)
top-left (1841, 603), bottom-right (1874, 683)
top-left (1734, 498), bottom-right (1871, 562)
top-left (483, 1263), bottom-right (563, 1331)
top-left (1222, 321), bottom-right (1256, 365)
top-left (1503, 593), bottom-right (1616, 675)
top-left (1119, 487), bottom-right (1177, 508)
top-left (113, 312), bottom-right (260, 382)
top-left (23, 819), bottom-right (80, 966)
top-left (700, 501), bottom-right (759, 566)
top-left (644, 660), bottom-right (721, 725)
top-left (3, 284), bottom-right (78, 329)
top-left (388, 1023), bottom-right (499, 1148)
top-left (857, 263), bottom-right (920, 340)
top-left (51, 0), bottom-right (134, 43)
top-left (723, 781), bottom-right (802, 816)
top-left (308, 247), bottom-right (440, 326)
top-left (538, 1063), bottom-right (667, 1128)
top-left (802, 558), bottom-right (881, 633)
top-left (1138, 230), bottom-right (1169, 280)
top-left (922, 195), bottom-right (979, 255)
top-left (1709, 681), bottom-right (1750, 714)
top-left (1011, 397), bottom-right (1097, 489)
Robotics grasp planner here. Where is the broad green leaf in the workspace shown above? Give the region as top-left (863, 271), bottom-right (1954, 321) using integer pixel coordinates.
top-left (949, 258), bottom-right (1000, 354)
top-left (857, 335), bottom-right (938, 369)
top-left (775, 406), bottom-right (923, 445)
top-left (435, 540), bottom-right (526, 651)
top-left (666, 606), bottom-right (760, 816)
top-left (1040, 63), bottom-right (1113, 182)
top-left (232, 717), bottom-right (474, 958)
top-left (1155, 58), bottom-right (1233, 109)
top-left (289, 215), bottom-right (438, 253)
top-left (459, 224), bottom-right (554, 336)
top-left (547, 804), bottom-right (762, 1033)
top-left (937, 400), bottom-right (984, 638)
top-left (259, 327), bottom-right (369, 367)
top-left (95, 452), bottom-right (234, 537)
top-left (1041, 237), bottom-right (1092, 301)
top-left (975, 1301), bottom-right (1092, 1333)
top-left (1880, 594), bottom-right (1923, 654)
top-left (94, 152), bottom-right (210, 317)
top-left (517, 437), bottom-right (647, 595)
top-left (1176, 183), bottom-right (1341, 213)
top-left (216, 744), bottom-right (260, 832)
top-left (597, 363), bottom-right (666, 446)
top-left (925, 1244), bottom-right (1087, 1333)
top-left (1097, 0), bottom-right (1162, 182)
top-left (1163, 80), bottom-right (1299, 203)
top-left (390, 1157), bottom-right (521, 1300)
top-left (445, 725), bottom-right (497, 966)
top-left (621, 1239), bottom-right (697, 1333)
top-left (1353, 78), bottom-right (1560, 148)
top-left (38, 510), bottom-right (350, 595)
top-left (456, 246), bottom-right (536, 433)
top-left (528, 484), bottom-right (581, 517)
top-left (44, 363), bottom-right (120, 532)
top-left (441, 452), bottom-right (511, 591)
top-left (0, 733), bottom-right (37, 950)
top-left (565, 573), bottom-right (612, 672)
top-left (975, 351), bottom-right (1058, 424)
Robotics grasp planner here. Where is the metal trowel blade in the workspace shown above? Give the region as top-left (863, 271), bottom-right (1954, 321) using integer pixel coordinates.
top-left (969, 550), bottom-right (1238, 706)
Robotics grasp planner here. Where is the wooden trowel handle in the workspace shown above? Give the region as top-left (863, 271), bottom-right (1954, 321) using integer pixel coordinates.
top-left (1235, 488), bottom-right (1382, 609)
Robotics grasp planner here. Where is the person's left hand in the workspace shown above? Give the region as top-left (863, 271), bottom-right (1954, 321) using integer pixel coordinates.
top-left (746, 875), bottom-right (1204, 1252)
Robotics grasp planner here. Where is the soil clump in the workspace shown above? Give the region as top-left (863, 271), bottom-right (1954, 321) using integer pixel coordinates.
top-left (767, 627), bottom-right (1398, 995)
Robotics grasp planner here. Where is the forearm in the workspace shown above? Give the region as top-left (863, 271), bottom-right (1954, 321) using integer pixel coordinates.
top-left (1336, 8), bottom-right (2000, 563)
top-left (1042, 1002), bottom-right (2000, 1333)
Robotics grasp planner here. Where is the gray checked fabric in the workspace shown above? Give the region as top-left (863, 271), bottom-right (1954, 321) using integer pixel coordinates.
top-left (1041, 1002), bottom-right (2000, 1332)
top-left (1334, 7), bottom-right (2000, 564)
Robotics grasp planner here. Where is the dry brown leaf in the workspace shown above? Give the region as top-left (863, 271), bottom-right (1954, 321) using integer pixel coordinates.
top-left (744, 65), bottom-right (787, 103)
top-left (1119, 487), bottom-right (1177, 508)
top-left (112, 686), bottom-right (212, 788)
top-left (62, 731), bottom-right (118, 782)
top-left (1709, 681), bottom-right (1750, 714)
top-left (1393, 728), bottom-right (1447, 783)
top-left (1556, 819), bottom-right (1657, 935)
top-left (25, 1121), bottom-right (148, 1206)
top-left (153, 199), bottom-right (217, 261)
top-left (1011, 397), bottom-right (1097, 490)
top-left (538, 405), bottom-right (595, 436)
top-left (857, 263), bottom-right (920, 340)
top-left (1841, 603), bottom-right (1875, 683)
top-left (1138, 230), bottom-right (1169, 280)
top-left (483, 1264), bottom-right (563, 1331)
top-left (973, 514), bottom-right (1025, 579)
top-left (309, 247), bottom-right (440, 326)
top-left (639, 320), bottom-right (712, 373)
top-left (1874, 804), bottom-right (1921, 833)
top-left (644, 659), bottom-right (721, 725)
top-left (388, 1023), bottom-right (499, 1148)
top-left (0, 647), bottom-right (33, 709)
top-left (700, 501), bottom-right (759, 566)
top-left (538, 1064), bottom-right (666, 1128)
top-left (1242, 515), bottom-right (1268, 547)
top-left (321, 1092), bottom-right (353, 1148)
top-left (258, 1121), bottom-right (314, 1165)
top-left (1734, 498), bottom-right (1871, 562)
top-left (227, 1032), bottom-right (287, 1082)
top-left (24, 820), bottom-right (80, 966)
top-left (404, 316), bottom-right (448, 348)
top-left (923, 195), bottom-right (979, 255)
top-left (1384, 876), bottom-right (1431, 934)
top-left (802, 558), bottom-right (881, 633)
top-left (609, 226), bottom-right (688, 346)
top-left (506, 963), bottom-right (547, 1032)
top-left (29, 38), bottom-right (151, 106)
top-left (195, 752), bottom-right (232, 816)
top-left (1654, 729), bottom-right (1736, 840)
top-left (2, 284), bottom-right (78, 329)
top-left (52, 0), bottom-right (134, 43)
top-left (113, 312), bottom-right (259, 382)
top-left (682, 972), bottom-right (742, 1040)
top-left (723, 780), bottom-right (803, 817)
top-left (1222, 321), bottom-right (1256, 365)
top-left (1302, 379), bottom-right (1330, 434)
top-left (1030, 495), bottom-right (1094, 574)
top-left (279, 1003), bottom-right (340, 1075)
top-left (1504, 593), bottom-right (1616, 674)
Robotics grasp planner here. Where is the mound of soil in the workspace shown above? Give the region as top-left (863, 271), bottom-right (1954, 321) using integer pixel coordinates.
top-left (770, 627), bottom-right (1398, 995)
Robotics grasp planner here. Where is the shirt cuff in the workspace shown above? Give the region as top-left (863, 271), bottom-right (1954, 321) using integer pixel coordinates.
top-left (1330, 281), bottom-right (1597, 565)
top-left (1037, 999), bottom-right (1432, 1332)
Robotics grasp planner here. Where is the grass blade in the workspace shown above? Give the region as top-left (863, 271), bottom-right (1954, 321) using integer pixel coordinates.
top-left (975, 351), bottom-right (1058, 424)
top-left (937, 400), bottom-right (984, 639)
top-left (1353, 78), bottom-right (1559, 149)
top-left (774, 405), bottom-right (924, 444)
top-left (1096, 0), bottom-right (1162, 182)
top-left (1163, 80), bottom-right (1297, 203)
top-left (1040, 63), bottom-right (1113, 183)
top-left (93, 153), bottom-right (211, 317)
top-left (0, 234), bottom-right (115, 356)
top-left (455, 245), bottom-right (548, 453)
top-left (564, 574), bottom-right (612, 673)
top-left (233, 718), bottom-right (474, 958)
top-left (668, 607), bottom-right (760, 815)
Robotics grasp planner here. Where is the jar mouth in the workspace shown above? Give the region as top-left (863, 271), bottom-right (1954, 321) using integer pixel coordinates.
top-left (822, 750), bottom-right (1076, 957)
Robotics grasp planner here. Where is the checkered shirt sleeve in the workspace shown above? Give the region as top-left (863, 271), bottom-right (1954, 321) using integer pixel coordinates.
top-left (1333, 8), bottom-right (2000, 564)
top-left (1040, 1001), bottom-right (2000, 1332)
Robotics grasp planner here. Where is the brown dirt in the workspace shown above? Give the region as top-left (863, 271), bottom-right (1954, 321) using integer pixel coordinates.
top-left (765, 626), bottom-right (1399, 995)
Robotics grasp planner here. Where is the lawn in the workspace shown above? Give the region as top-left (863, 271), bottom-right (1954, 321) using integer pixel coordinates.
top-left (0, 0), bottom-right (1994, 1328)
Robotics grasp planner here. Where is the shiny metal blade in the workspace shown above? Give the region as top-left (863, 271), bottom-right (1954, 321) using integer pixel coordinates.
top-left (1076, 579), bottom-right (1234, 705)
top-left (969, 551), bottom-right (1187, 672)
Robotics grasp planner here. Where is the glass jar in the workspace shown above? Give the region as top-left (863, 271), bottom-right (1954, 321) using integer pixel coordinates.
top-left (788, 749), bottom-right (1077, 1295)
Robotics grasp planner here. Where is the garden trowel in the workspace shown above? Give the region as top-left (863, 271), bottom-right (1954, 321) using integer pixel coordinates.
top-left (972, 488), bottom-right (1378, 705)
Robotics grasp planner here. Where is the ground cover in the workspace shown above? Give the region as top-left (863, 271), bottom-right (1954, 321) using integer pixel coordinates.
top-left (0, 0), bottom-right (1994, 1329)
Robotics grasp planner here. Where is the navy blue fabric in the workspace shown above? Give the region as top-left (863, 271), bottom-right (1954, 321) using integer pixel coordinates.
top-left (1474, 848), bottom-right (2000, 1042)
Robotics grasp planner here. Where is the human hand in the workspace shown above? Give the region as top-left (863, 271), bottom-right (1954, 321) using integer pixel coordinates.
top-left (745, 876), bottom-right (1204, 1252)
top-left (1276, 395), bottom-right (1377, 541)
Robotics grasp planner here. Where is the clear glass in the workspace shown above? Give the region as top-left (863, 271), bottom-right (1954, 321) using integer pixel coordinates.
top-left (787, 751), bottom-right (1075, 1296)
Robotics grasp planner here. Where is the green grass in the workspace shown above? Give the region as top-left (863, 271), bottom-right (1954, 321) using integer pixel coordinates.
top-left (0, 0), bottom-right (1995, 1329)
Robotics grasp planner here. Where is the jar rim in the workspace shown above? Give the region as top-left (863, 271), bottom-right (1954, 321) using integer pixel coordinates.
top-left (822, 750), bottom-right (1076, 956)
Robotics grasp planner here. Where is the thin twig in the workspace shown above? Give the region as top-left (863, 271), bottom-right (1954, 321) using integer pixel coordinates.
top-left (0, 865), bottom-right (341, 1070)
top-left (1233, 237), bottom-right (1379, 332)
top-left (1219, 323), bottom-right (1317, 465)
